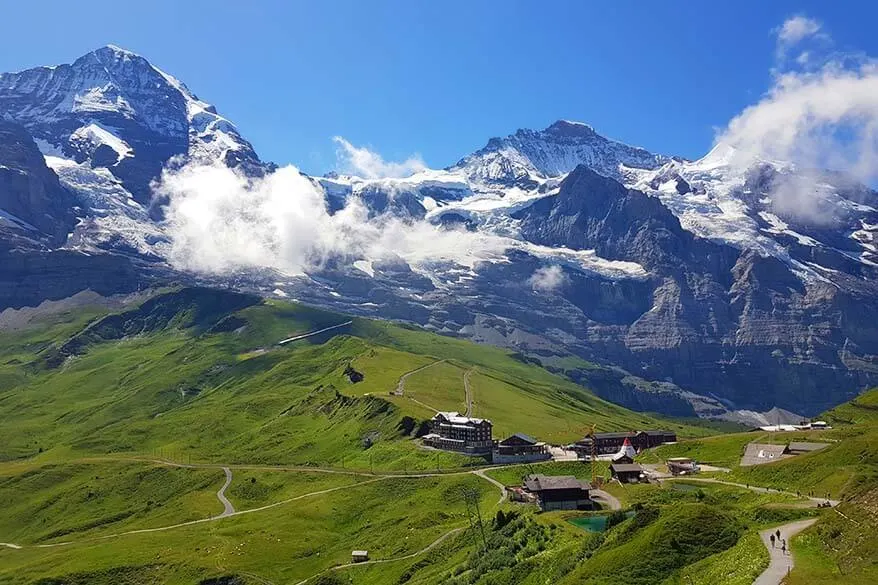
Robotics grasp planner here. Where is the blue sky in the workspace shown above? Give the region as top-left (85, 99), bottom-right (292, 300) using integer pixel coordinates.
top-left (2, 1), bottom-right (877, 175)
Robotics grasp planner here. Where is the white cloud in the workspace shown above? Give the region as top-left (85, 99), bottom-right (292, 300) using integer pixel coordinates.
top-left (776, 15), bottom-right (823, 47)
top-left (528, 265), bottom-right (568, 293)
top-left (713, 16), bottom-right (878, 223)
top-left (333, 137), bottom-right (427, 179)
top-left (155, 162), bottom-right (508, 276)
top-left (718, 63), bottom-right (878, 183)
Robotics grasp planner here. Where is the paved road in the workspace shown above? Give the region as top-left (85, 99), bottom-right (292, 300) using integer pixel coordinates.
top-left (753, 518), bottom-right (818, 585)
top-left (663, 477), bottom-right (840, 507)
top-left (473, 468), bottom-right (507, 506)
top-left (392, 359), bottom-right (447, 396)
top-left (590, 489), bottom-right (622, 511)
top-left (216, 467), bottom-right (235, 517)
top-left (0, 542), bottom-right (22, 549)
top-left (278, 321), bottom-right (352, 345)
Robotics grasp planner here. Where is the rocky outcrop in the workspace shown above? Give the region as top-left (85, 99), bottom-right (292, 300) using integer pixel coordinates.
top-left (0, 121), bottom-right (75, 243)
top-left (0, 45), bottom-right (265, 204)
top-left (507, 167), bottom-right (878, 414)
top-left (0, 247), bottom-right (150, 310)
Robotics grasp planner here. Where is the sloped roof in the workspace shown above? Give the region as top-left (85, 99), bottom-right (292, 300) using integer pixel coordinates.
top-left (502, 432), bottom-right (538, 445)
top-left (433, 411), bottom-right (490, 425)
top-left (594, 431), bottom-right (635, 439)
top-left (610, 463), bottom-right (644, 473)
top-left (787, 441), bottom-right (830, 452)
top-left (524, 474), bottom-right (590, 492)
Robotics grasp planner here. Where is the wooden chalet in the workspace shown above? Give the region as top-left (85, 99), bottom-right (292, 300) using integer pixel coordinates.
top-left (610, 462), bottom-right (645, 484)
top-left (492, 433), bottom-right (550, 463)
top-left (523, 474), bottom-right (592, 511)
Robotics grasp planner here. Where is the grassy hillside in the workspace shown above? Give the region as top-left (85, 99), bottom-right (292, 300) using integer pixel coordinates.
top-left (747, 389), bottom-right (878, 585)
top-left (0, 461), bottom-right (222, 544)
top-left (7, 287), bottom-right (872, 584)
top-left (0, 287), bottom-right (704, 470)
top-left (642, 389), bottom-right (878, 585)
top-left (0, 286), bottom-right (722, 584)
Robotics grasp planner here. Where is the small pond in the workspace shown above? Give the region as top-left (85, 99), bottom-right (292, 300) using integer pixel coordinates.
top-left (567, 511), bottom-right (635, 533)
top-left (669, 482), bottom-right (702, 493)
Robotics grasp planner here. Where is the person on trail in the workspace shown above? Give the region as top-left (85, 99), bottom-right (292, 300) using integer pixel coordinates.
top-left (770, 534), bottom-right (776, 548)
top-left (782, 539), bottom-right (787, 555)
top-left (776, 529), bottom-right (781, 541)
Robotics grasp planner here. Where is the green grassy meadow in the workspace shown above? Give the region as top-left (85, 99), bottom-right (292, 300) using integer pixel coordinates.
top-left (0, 286), bottom-right (875, 584)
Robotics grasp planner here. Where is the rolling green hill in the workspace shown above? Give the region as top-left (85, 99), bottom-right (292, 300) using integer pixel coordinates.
top-left (5, 287), bottom-right (872, 585)
top-left (0, 287), bottom-right (704, 469)
top-left (646, 389), bottom-right (878, 585)
top-left (0, 286), bottom-right (717, 584)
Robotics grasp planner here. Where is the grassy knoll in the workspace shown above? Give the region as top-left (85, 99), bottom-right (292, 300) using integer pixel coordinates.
top-left (401, 360), bottom-right (468, 414)
top-left (640, 431), bottom-right (762, 468)
top-left (662, 529), bottom-right (768, 585)
top-left (0, 473), bottom-right (497, 585)
top-left (0, 287), bottom-right (706, 473)
top-left (559, 503), bottom-right (744, 585)
top-left (225, 468), bottom-right (370, 509)
top-left (0, 460), bottom-right (223, 544)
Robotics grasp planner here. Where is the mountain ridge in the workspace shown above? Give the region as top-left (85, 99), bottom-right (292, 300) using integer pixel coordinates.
top-left (2, 45), bottom-right (878, 420)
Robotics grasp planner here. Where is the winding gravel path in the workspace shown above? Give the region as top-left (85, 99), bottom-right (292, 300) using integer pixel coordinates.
top-left (216, 467), bottom-right (235, 518)
top-left (753, 518), bottom-right (818, 585)
top-left (393, 359), bottom-right (447, 396)
top-left (664, 477), bottom-right (839, 507)
top-left (473, 468), bottom-right (507, 506)
top-left (589, 489), bottom-right (622, 511)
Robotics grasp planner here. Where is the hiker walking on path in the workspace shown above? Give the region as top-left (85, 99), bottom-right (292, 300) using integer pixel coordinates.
top-left (755, 519), bottom-right (817, 585)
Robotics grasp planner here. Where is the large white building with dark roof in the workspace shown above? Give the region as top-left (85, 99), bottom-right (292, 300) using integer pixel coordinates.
top-left (422, 411), bottom-right (493, 454)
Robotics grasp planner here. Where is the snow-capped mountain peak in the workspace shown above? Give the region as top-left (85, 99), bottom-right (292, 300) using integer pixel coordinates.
top-left (450, 119), bottom-right (670, 189)
top-left (0, 45), bottom-right (264, 201)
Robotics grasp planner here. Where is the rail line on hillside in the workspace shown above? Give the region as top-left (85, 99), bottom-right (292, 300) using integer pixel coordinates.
top-left (278, 320), bottom-right (353, 345)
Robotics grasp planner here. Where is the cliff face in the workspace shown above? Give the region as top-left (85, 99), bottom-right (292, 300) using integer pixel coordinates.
top-left (0, 45), bottom-right (265, 204)
top-left (510, 166), bottom-right (878, 413)
top-left (2, 45), bottom-right (878, 419)
top-left (0, 121), bottom-right (75, 244)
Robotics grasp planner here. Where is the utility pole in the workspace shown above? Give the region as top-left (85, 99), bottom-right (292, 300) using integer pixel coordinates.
top-left (461, 487), bottom-right (487, 551)
top-left (588, 424), bottom-right (597, 486)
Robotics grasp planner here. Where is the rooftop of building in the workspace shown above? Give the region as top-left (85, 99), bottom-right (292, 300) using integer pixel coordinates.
top-left (610, 463), bottom-right (644, 473)
top-left (433, 411), bottom-right (490, 425)
top-left (787, 441), bottom-right (830, 452)
top-left (524, 474), bottom-right (591, 492)
top-left (500, 432), bottom-right (539, 445)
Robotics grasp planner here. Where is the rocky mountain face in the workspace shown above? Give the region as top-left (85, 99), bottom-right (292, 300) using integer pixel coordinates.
top-left (2, 46), bottom-right (878, 421)
top-left (0, 121), bottom-right (75, 244)
top-left (514, 166), bottom-right (878, 412)
top-left (0, 45), bottom-right (264, 204)
top-left (451, 119), bottom-right (670, 188)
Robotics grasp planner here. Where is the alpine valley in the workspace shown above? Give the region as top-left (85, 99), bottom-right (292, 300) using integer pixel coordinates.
top-left (2, 45), bottom-right (878, 423)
